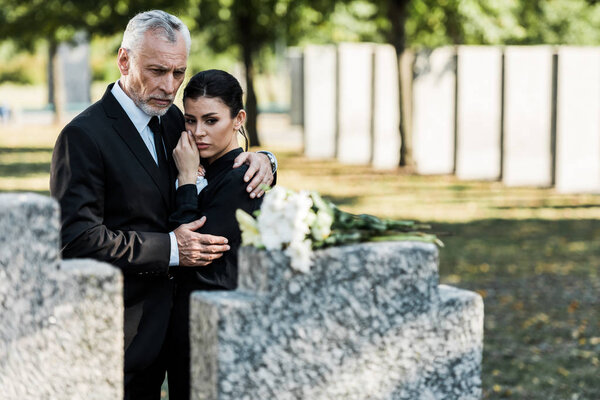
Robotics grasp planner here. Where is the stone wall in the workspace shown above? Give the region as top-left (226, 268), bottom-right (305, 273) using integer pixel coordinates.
top-left (190, 242), bottom-right (484, 400)
top-left (412, 47), bottom-right (456, 175)
top-left (0, 193), bottom-right (123, 399)
top-left (302, 43), bottom-right (401, 169)
top-left (502, 46), bottom-right (554, 187)
top-left (455, 46), bottom-right (502, 181)
top-left (555, 47), bottom-right (600, 193)
top-left (297, 44), bottom-right (600, 193)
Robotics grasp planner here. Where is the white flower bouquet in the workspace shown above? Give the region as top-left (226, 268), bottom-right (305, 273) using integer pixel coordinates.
top-left (236, 186), bottom-right (442, 273)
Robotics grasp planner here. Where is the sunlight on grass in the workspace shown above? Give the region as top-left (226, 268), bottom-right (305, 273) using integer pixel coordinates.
top-left (276, 151), bottom-right (600, 223)
top-left (0, 124), bottom-right (59, 148)
top-left (0, 176), bottom-right (49, 194)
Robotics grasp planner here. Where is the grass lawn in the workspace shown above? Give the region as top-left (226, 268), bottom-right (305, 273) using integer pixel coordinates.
top-left (1, 123), bottom-right (599, 399)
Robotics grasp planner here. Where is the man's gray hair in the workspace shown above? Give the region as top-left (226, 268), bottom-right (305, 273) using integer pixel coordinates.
top-left (121, 10), bottom-right (191, 56)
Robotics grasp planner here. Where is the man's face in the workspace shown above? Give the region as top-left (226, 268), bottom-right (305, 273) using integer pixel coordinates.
top-left (118, 30), bottom-right (188, 116)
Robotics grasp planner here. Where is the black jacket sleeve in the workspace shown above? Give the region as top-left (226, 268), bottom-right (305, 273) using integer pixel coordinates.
top-left (170, 167), bottom-right (261, 239)
top-left (197, 170), bottom-right (262, 239)
top-left (50, 124), bottom-right (171, 275)
top-left (169, 183), bottom-right (202, 227)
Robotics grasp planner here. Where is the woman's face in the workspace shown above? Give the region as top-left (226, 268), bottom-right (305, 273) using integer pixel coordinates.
top-left (183, 96), bottom-right (245, 164)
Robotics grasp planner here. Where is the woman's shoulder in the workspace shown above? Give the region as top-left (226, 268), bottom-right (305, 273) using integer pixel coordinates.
top-left (201, 163), bottom-right (260, 211)
top-left (208, 149), bottom-right (248, 182)
top-left (213, 163), bottom-right (250, 190)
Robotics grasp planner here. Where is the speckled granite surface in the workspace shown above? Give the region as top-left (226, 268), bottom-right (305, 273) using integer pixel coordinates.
top-left (190, 242), bottom-right (483, 400)
top-left (0, 193), bottom-right (123, 399)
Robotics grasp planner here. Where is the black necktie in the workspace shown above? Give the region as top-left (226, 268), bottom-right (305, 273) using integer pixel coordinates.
top-left (148, 116), bottom-right (171, 198)
top-left (148, 116), bottom-right (168, 168)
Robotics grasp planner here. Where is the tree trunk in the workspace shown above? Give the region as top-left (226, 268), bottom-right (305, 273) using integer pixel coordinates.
top-left (399, 51), bottom-right (415, 169)
top-left (235, 0), bottom-right (264, 148)
top-left (388, 0), bottom-right (413, 167)
top-left (242, 46), bottom-right (261, 147)
top-left (443, 1), bottom-right (464, 45)
top-left (48, 40), bottom-right (66, 125)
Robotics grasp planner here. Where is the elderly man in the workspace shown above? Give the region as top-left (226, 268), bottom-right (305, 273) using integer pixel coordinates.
top-left (50, 10), bottom-right (275, 400)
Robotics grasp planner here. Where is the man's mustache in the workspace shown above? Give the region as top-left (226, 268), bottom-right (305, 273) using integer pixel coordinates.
top-left (151, 96), bottom-right (174, 102)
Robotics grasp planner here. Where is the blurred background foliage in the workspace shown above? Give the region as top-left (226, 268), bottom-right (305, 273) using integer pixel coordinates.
top-left (2, 0), bottom-right (600, 87)
top-left (1, 0), bottom-right (599, 163)
top-left (1, 0), bottom-right (600, 142)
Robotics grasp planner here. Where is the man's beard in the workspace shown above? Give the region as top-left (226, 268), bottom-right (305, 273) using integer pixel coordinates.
top-left (131, 92), bottom-right (174, 117)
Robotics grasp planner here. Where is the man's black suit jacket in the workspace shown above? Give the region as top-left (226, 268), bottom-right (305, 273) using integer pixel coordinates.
top-left (50, 84), bottom-right (183, 374)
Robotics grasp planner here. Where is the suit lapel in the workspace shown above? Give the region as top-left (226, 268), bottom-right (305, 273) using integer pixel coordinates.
top-left (101, 85), bottom-right (171, 209)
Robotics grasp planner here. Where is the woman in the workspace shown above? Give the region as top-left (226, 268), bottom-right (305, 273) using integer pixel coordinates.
top-left (167, 69), bottom-right (263, 399)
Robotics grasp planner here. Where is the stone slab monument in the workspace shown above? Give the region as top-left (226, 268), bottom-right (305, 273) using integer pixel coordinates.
top-left (555, 47), bottom-right (600, 193)
top-left (59, 36), bottom-right (91, 106)
top-left (190, 242), bottom-right (483, 400)
top-left (337, 43), bottom-right (374, 165)
top-left (303, 45), bottom-right (337, 159)
top-left (372, 44), bottom-right (401, 170)
top-left (412, 47), bottom-right (457, 175)
top-left (287, 47), bottom-right (304, 127)
top-left (456, 46), bottom-right (502, 180)
top-left (48, 33), bottom-right (92, 109)
top-left (0, 193), bottom-right (123, 399)
top-left (503, 46), bottom-right (554, 187)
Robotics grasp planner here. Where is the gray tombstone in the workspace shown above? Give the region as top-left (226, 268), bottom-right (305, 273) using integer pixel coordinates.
top-left (337, 43), bottom-right (374, 165)
top-left (190, 242), bottom-right (483, 400)
top-left (503, 46), bottom-right (554, 187)
top-left (303, 45), bottom-right (337, 159)
top-left (287, 47), bottom-right (304, 126)
top-left (58, 33), bottom-right (92, 106)
top-left (0, 193), bottom-right (123, 399)
top-left (412, 47), bottom-right (457, 175)
top-left (456, 46), bottom-right (502, 180)
top-left (372, 44), bottom-right (401, 170)
top-left (555, 47), bottom-right (600, 193)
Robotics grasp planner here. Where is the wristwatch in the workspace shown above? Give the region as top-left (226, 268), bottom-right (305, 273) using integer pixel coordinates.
top-left (259, 151), bottom-right (278, 174)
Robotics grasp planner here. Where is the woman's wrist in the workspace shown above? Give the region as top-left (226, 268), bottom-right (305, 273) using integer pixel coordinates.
top-left (178, 172), bottom-right (197, 186)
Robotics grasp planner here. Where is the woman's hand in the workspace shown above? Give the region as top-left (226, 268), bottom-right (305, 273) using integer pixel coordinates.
top-left (173, 131), bottom-right (200, 186)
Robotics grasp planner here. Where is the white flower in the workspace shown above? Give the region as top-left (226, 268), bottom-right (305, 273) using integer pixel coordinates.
top-left (235, 209), bottom-right (262, 247)
top-left (257, 187), bottom-right (313, 251)
top-left (311, 209), bottom-right (333, 241)
top-left (285, 238), bottom-right (313, 273)
top-left (309, 192), bottom-right (334, 241)
top-left (237, 186), bottom-right (320, 274)
top-left (237, 186), bottom-right (439, 274)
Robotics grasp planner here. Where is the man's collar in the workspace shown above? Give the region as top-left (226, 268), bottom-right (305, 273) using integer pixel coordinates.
top-left (111, 80), bottom-right (155, 133)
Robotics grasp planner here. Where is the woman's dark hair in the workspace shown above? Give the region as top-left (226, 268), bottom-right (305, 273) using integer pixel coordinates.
top-left (183, 69), bottom-right (249, 151)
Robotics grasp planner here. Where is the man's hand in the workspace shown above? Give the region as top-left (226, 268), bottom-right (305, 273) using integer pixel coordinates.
top-left (173, 217), bottom-right (230, 267)
top-left (232, 152), bottom-right (274, 198)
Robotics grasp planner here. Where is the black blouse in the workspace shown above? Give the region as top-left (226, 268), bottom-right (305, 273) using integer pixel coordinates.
top-left (169, 147), bottom-right (262, 290)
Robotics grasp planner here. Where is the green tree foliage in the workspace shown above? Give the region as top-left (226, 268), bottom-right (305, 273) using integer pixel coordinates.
top-left (370, 0), bottom-right (600, 48)
top-left (190, 0), bottom-right (334, 145)
top-left (307, 0), bottom-right (600, 53)
top-left (0, 0), bottom-right (195, 47)
top-left (0, 0), bottom-right (189, 120)
top-left (0, 41), bottom-right (46, 85)
top-left (190, 0), bottom-right (341, 146)
top-left (405, 0), bottom-right (600, 46)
